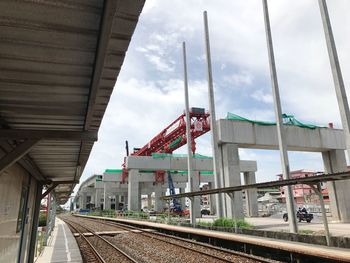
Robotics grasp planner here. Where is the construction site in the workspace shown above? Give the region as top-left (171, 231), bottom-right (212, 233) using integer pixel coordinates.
top-left (0, 0), bottom-right (350, 263)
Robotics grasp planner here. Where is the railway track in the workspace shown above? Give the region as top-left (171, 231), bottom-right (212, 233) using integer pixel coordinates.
top-left (63, 218), bottom-right (138, 263)
top-left (76, 216), bottom-right (277, 263)
top-left (66, 222), bottom-right (105, 263)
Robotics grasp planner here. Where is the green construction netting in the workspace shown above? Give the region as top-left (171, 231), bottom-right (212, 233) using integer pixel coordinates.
top-left (226, 112), bottom-right (320, 129)
top-left (168, 135), bottom-right (183, 149)
top-left (105, 169), bottom-right (123, 173)
top-left (152, 153), bottom-right (212, 159)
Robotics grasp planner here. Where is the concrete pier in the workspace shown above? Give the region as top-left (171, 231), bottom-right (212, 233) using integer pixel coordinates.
top-left (244, 172), bottom-right (259, 217)
top-left (322, 150), bottom-right (350, 222)
top-left (218, 119), bottom-right (349, 221)
top-left (221, 144), bottom-right (244, 219)
top-left (128, 170), bottom-right (141, 211)
top-left (125, 155), bottom-right (258, 218)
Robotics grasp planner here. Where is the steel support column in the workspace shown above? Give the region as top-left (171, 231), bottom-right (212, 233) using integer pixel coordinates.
top-left (28, 182), bottom-right (43, 263)
top-left (17, 176), bottom-right (32, 263)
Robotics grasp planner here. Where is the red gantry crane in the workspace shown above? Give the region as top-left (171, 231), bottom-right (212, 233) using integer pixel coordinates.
top-left (122, 107), bottom-right (210, 183)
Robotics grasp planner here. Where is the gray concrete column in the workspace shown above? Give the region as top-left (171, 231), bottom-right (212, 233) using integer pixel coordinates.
top-left (221, 144), bottom-right (244, 219)
top-left (192, 172), bottom-right (201, 218)
top-left (95, 188), bottom-right (98, 209)
top-left (322, 150), bottom-right (350, 222)
top-left (204, 11), bottom-right (224, 218)
top-left (99, 189), bottom-right (104, 209)
top-left (78, 194), bottom-right (83, 209)
top-left (82, 192), bottom-right (87, 209)
top-left (208, 182), bottom-right (217, 215)
top-left (154, 185), bottom-right (165, 212)
top-left (179, 188), bottom-right (186, 210)
top-left (262, 0), bottom-right (298, 234)
top-left (124, 195), bottom-right (128, 209)
top-left (244, 172), bottom-right (258, 217)
top-left (128, 169), bottom-right (140, 211)
top-left (105, 191), bottom-right (111, 210)
top-left (147, 193), bottom-right (152, 209)
top-left (114, 194), bottom-right (119, 210)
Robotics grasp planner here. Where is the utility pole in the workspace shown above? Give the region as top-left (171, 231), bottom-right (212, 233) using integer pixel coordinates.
top-left (203, 11), bottom-right (224, 218)
top-left (182, 41), bottom-right (196, 226)
top-left (262, 0), bottom-right (298, 233)
top-left (318, 0), bottom-right (350, 159)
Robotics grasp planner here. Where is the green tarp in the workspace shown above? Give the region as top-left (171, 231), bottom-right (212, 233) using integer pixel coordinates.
top-left (105, 169), bottom-right (123, 173)
top-left (226, 112), bottom-right (320, 129)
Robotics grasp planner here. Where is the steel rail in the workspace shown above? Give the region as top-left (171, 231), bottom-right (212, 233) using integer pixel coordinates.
top-left (63, 218), bottom-right (139, 263)
top-left (87, 217), bottom-right (274, 263)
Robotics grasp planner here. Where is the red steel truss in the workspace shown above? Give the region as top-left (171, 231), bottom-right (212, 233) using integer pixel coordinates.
top-left (122, 108), bottom-right (210, 183)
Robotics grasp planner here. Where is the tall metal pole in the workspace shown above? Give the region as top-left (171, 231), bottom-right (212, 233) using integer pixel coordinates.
top-left (182, 42), bottom-right (196, 226)
top-left (183, 42), bottom-right (196, 226)
top-left (262, 0), bottom-right (298, 233)
top-left (319, 0), bottom-right (350, 159)
top-left (203, 11), bottom-right (224, 218)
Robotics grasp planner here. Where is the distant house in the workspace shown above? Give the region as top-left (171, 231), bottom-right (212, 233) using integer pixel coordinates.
top-left (277, 170), bottom-right (329, 204)
top-left (257, 192), bottom-right (281, 204)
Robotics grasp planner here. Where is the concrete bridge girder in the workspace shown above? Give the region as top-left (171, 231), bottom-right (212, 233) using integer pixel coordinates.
top-left (121, 156), bottom-right (258, 215)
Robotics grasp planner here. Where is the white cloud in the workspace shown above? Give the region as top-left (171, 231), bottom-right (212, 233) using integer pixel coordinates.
top-left (251, 89), bottom-right (273, 104)
top-left (145, 54), bottom-right (175, 72)
top-left (223, 71), bottom-right (254, 87)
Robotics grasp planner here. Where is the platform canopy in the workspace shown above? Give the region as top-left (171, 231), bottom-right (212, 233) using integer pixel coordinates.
top-left (0, 0), bottom-right (145, 204)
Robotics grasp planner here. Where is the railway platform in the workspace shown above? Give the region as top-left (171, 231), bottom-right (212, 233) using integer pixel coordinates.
top-left (35, 218), bottom-right (82, 263)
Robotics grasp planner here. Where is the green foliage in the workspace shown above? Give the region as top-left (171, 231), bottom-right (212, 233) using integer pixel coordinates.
top-left (38, 212), bottom-right (47, 227)
top-left (123, 210), bottom-right (149, 219)
top-left (197, 218), bottom-right (254, 230)
top-left (101, 209), bottom-right (115, 216)
top-left (196, 221), bottom-right (213, 227)
top-left (299, 229), bottom-right (315, 235)
top-left (213, 218), bottom-right (254, 229)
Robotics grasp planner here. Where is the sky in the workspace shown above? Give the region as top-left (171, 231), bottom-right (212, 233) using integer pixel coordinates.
top-left (74, 0), bottom-right (350, 193)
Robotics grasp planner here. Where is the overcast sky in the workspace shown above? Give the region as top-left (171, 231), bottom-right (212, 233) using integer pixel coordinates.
top-left (75, 0), bottom-right (350, 192)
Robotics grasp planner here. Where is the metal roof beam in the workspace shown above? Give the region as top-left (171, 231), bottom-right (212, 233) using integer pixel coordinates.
top-left (0, 139), bottom-right (39, 175)
top-left (0, 129), bottom-right (97, 141)
top-left (50, 180), bottom-right (80, 184)
top-left (41, 182), bottom-right (59, 199)
top-left (0, 118), bottom-right (46, 181)
top-left (1, 141), bottom-right (46, 181)
top-left (84, 0), bottom-right (119, 130)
